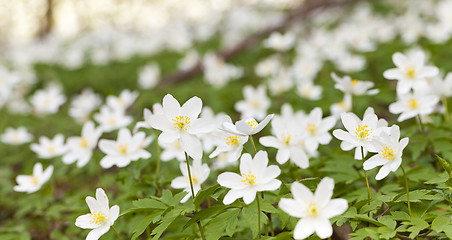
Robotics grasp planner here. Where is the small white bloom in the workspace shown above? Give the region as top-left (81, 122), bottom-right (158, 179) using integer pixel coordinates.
top-left (160, 140), bottom-right (186, 162)
top-left (235, 85), bottom-right (271, 121)
top-left (94, 106), bottom-right (133, 132)
top-left (31, 134), bottom-right (67, 159)
top-left (14, 162), bottom-right (53, 194)
top-left (296, 81), bottom-right (323, 100)
top-left (364, 125), bottom-right (409, 180)
top-left (222, 114), bottom-right (274, 136)
top-left (99, 128), bottom-right (151, 168)
top-left (63, 121), bottom-right (103, 168)
top-left (210, 116), bottom-right (248, 163)
top-left (217, 151), bottom-right (281, 205)
top-left (383, 51), bottom-right (439, 94)
top-left (69, 89), bottom-right (102, 123)
top-left (330, 94), bottom-right (352, 119)
top-left (255, 55), bottom-right (282, 78)
top-left (388, 92), bottom-right (439, 122)
top-left (133, 103), bottom-right (164, 133)
top-left (279, 177), bottom-right (348, 239)
top-left (30, 85), bottom-right (66, 115)
top-left (106, 89), bottom-right (138, 112)
top-left (331, 72), bottom-right (379, 96)
top-left (147, 94), bottom-right (214, 160)
top-left (263, 32), bottom-right (296, 52)
top-left (178, 50), bottom-right (199, 71)
top-left (75, 188), bottom-right (120, 240)
top-left (138, 63), bottom-right (160, 89)
top-left (1, 127), bottom-right (33, 145)
top-left (203, 53), bottom-right (243, 88)
top-left (171, 158), bottom-right (210, 203)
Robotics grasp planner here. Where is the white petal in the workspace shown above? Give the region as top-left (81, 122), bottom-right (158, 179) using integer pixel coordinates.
top-left (75, 213), bottom-right (96, 229)
top-left (363, 155), bottom-right (385, 170)
top-left (314, 217), bottom-right (333, 239)
top-left (293, 218), bottom-right (315, 240)
top-left (276, 148), bottom-right (290, 164)
top-left (290, 147), bottom-right (309, 169)
top-left (376, 165), bottom-right (392, 180)
top-left (217, 172), bottom-right (245, 189)
top-left (86, 224), bottom-right (110, 240)
top-left (279, 198), bottom-right (304, 218)
top-left (109, 205), bottom-right (120, 225)
top-left (223, 189), bottom-right (245, 205)
top-left (291, 181), bottom-right (314, 204)
top-left (314, 177), bottom-right (334, 207)
top-left (162, 94), bottom-right (181, 119)
top-left (180, 133), bottom-right (203, 159)
top-left (171, 176), bottom-right (189, 189)
top-left (322, 198), bottom-right (348, 219)
top-left (181, 96), bottom-right (202, 119)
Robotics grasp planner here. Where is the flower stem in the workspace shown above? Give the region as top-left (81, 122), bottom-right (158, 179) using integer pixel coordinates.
top-left (400, 165), bottom-right (412, 218)
top-left (154, 139), bottom-right (162, 195)
top-left (416, 115), bottom-right (426, 134)
top-left (184, 152), bottom-right (206, 240)
top-left (256, 193), bottom-right (261, 239)
top-left (361, 146), bottom-right (371, 206)
top-left (112, 226), bottom-right (121, 240)
top-left (249, 136), bottom-right (257, 155)
top-left (442, 96), bottom-right (449, 121)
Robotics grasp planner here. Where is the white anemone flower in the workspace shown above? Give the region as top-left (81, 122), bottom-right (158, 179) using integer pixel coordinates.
top-left (31, 134), bottom-right (67, 159)
top-left (14, 162), bottom-right (53, 194)
top-left (171, 158), bottom-right (210, 203)
top-left (133, 103), bottom-right (164, 133)
top-left (364, 125), bottom-right (409, 180)
top-left (331, 73), bottom-right (379, 96)
top-left (75, 188), bottom-right (120, 240)
top-left (210, 116), bottom-right (248, 163)
top-left (383, 51), bottom-right (439, 94)
top-left (260, 117), bottom-right (309, 169)
top-left (234, 85), bottom-right (271, 121)
top-left (263, 32), bottom-right (296, 52)
top-left (279, 177), bottom-right (348, 239)
top-left (217, 151), bottom-right (281, 205)
top-left (222, 114), bottom-right (274, 136)
top-left (301, 107), bottom-right (336, 154)
top-left (333, 111), bottom-right (386, 159)
top-left (388, 92), bottom-right (439, 122)
top-left (63, 121), bottom-right (103, 168)
top-left (159, 140), bottom-right (186, 162)
top-left (30, 85), bottom-right (66, 115)
top-left (69, 88), bottom-right (102, 123)
top-left (147, 94), bottom-right (214, 160)
top-left (106, 89), bottom-right (138, 112)
top-left (138, 63), bottom-right (160, 89)
top-left (94, 106), bottom-right (133, 133)
top-left (1, 127), bottom-right (33, 145)
top-left (330, 94), bottom-right (352, 119)
top-left (99, 128), bottom-right (151, 168)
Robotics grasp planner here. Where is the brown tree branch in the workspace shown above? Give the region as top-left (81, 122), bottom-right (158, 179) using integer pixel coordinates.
top-left (160, 0), bottom-right (359, 86)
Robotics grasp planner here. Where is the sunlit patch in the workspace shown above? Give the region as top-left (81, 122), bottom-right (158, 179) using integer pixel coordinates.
top-left (172, 116), bottom-right (191, 131)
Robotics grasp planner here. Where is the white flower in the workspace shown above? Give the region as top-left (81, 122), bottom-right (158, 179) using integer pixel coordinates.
top-left (147, 94), bottom-right (214, 160)
top-left (14, 162), bottom-right (53, 194)
top-left (255, 55), bottom-right (282, 78)
top-left (212, 152), bottom-right (239, 170)
top-left (388, 92), bottom-right (439, 122)
top-left (234, 85), bottom-right (271, 121)
top-left (427, 73), bottom-right (452, 98)
top-left (217, 151), bottom-right (281, 205)
top-left (94, 106), bottom-right (133, 132)
top-left (267, 68), bottom-right (294, 96)
top-left (106, 89), bottom-right (138, 112)
top-left (333, 111), bottom-right (387, 159)
top-left (203, 53), bottom-right (243, 88)
top-left (1, 127), bottom-right (33, 145)
top-left (160, 140), bottom-right (186, 162)
top-left (260, 117), bottom-right (309, 169)
top-left (171, 158), bottom-right (210, 203)
top-left (210, 116), bottom-right (248, 163)
top-left (364, 125), bottom-right (409, 180)
top-left (330, 94), bottom-right (352, 119)
top-left (222, 114), bottom-right (274, 136)
top-left (75, 188), bottom-right (120, 240)
top-left (178, 50), bottom-right (199, 71)
top-left (383, 51), bottom-right (439, 94)
top-left (138, 63), bottom-right (160, 89)
top-left (133, 103), bottom-right (164, 133)
top-left (99, 128), bottom-right (151, 168)
top-left (31, 134), bottom-right (67, 159)
top-left (301, 107), bottom-right (336, 153)
top-left (69, 89), bottom-right (102, 123)
top-left (263, 32), bottom-right (296, 52)
top-left (296, 81), bottom-right (323, 100)
top-left (30, 85), bottom-right (66, 115)
top-left (63, 121), bottom-right (103, 168)
top-left (279, 177), bottom-right (348, 239)
top-left (331, 72), bottom-right (379, 96)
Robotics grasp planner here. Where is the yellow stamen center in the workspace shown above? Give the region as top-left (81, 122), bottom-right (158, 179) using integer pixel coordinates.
top-left (338, 101), bottom-right (347, 110)
top-left (173, 140), bottom-right (181, 149)
top-left (80, 138), bottom-right (89, 148)
top-left (108, 117), bottom-right (117, 125)
top-left (188, 174), bottom-right (198, 184)
top-left (306, 124), bottom-right (317, 135)
top-left (306, 202), bottom-right (318, 217)
top-left (172, 116), bottom-right (191, 131)
top-left (405, 66), bottom-right (416, 78)
top-left (226, 136), bottom-right (239, 146)
top-left (247, 120), bottom-right (258, 129)
top-left (408, 99), bottom-right (418, 110)
top-left (118, 144), bottom-right (127, 154)
top-left (355, 124), bottom-right (371, 140)
top-left (251, 101), bottom-right (260, 108)
top-left (351, 79), bottom-right (359, 86)
top-left (30, 175), bottom-right (39, 185)
top-left (47, 145), bottom-right (56, 154)
top-left (90, 211), bottom-right (107, 225)
top-left (380, 145), bottom-right (396, 161)
top-left (282, 134), bottom-right (291, 145)
top-left (242, 171), bottom-right (256, 185)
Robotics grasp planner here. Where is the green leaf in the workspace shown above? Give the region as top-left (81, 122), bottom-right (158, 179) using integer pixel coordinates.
top-left (349, 227), bottom-right (379, 240)
top-left (432, 215), bottom-right (452, 233)
top-left (242, 200), bottom-right (268, 238)
top-left (132, 198), bottom-right (168, 209)
top-left (183, 205), bottom-right (231, 230)
top-left (299, 177), bottom-right (321, 192)
top-left (131, 211), bottom-right (162, 240)
top-left (194, 185), bottom-right (221, 207)
top-left (437, 155), bottom-right (452, 177)
top-left (432, 189), bottom-right (452, 204)
top-left (151, 207), bottom-right (185, 240)
top-left (260, 198), bottom-right (278, 214)
top-left (377, 226), bottom-right (397, 239)
top-left (401, 217), bottom-right (429, 239)
top-left (204, 208), bottom-right (241, 240)
top-left (378, 215), bottom-right (396, 229)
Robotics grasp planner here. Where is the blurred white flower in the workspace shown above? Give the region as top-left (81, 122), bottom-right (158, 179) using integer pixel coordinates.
top-left (263, 32), bottom-right (296, 52)
top-left (1, 127), bottom-right (33, 145)
top-left (106, 89), bottom-right (138, 112)
top-left (14, 162), bottom-right (53, 194)
top-left (94, 106), bottom-right (133, 132)
top-left (178, 50), bottom-right (199, 71)
top-left (75, 188), bottom-right (120, 240)
top-left (331, 73), bottom-right (379, 96)
top-left (210, 116), bottom-right (248, 163)
top-left (389, 92), bottom-right (439, 122)
top-left (301, 107), bottom-right (336, 154)
top-left (235, 85), bottom-right (271, 121)
top-left (222, 114), bottom-right (274, 136)
top-left (133, 103), bottom-right (164, 133)
top-left (30, 85), bottom-right (66, 115)
top-left (217, 151), bottom-right (281, 204)
top-left (138, 63), bottom-right (160, 89)
top-left (279, 177), bottom-right (348, 239)
top-left (330, 94), bottom-right (352, 119)
top-left (99, 128), bottom-right (151, 168)
top-left (171, 158), bottom-right (210, 203)
top-left (63, 121), bottom-right (103, 168)
top-left (69, 89), bottom-right (102, 123)
top-left (160, 140), bottom-right (186, 162)
top-left (364, 125), bottom-right (409, 180)
top-left (255, 55), bottom-right (282, 78)
top-left (31, 134), bottom-right (67, 159)
top-left (296, 81), bottom-right (323, 100)
top-left (202, 53), bottom-right (243, 88)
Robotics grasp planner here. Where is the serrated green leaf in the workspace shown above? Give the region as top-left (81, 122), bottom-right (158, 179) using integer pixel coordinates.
top-left (132, 198), bottom-right (168, 209)
top-left (183, 205), bottom-right (231, 230)
top-left (204, 208), bottom-right (241, 240)
top-left (131, 212), bottom-right (160, 240)
top-left (432, 189), bottom-right (452, 204)
top-left (349, 227), bottom-right (379, 240)
top-left (402, 217), bottom-right (429, 239)
top-left (260, 198), bottom-right (278, 214)
top-left (391, 211), bottom-right (411, 221)
top-left (242, 200), bottom-right (268, 238)
top-left (194, 185), bottom-right (221, 207)
top-left (377, 226), bottom-right (396, 239)
top-left (432, 215), bottom-right (452, 233)
top-left (378, 215), bottom-right (396, 229)
top-left (299, 177), bottom-right (321, 192)
top-left (151, 207), bottom-right (185, 240)
top-left (437, 155), bottom-right (452, 177)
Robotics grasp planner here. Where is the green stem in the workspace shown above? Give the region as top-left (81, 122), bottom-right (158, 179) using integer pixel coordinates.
top-left (416, 115), bottom-right (426, 135)
top-left (250, 136), bottom-right (257, 155)
top-left (112, 226), bottom-right (121, 240)
top-left (256, 193), bottom-right (261, 239)
top-left (442, 96), bottom-right (449, 121)
top-left (268, 213), bottom-right (275, 236)
top-left (361, 147), bottom-right (371, 206)
top-left (197, 221), bottom-right (206, 240)
top-left (401, 165), bottom-right (413, 218)
top-left (154, 139), bottom-right (162, 195)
